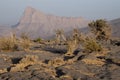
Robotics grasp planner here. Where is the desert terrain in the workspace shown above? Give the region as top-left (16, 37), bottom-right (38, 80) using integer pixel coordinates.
top-left (0, 7), bottom-right (120, 80)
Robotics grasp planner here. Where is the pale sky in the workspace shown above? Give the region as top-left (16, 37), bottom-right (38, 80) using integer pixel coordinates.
top-left (0, 0), bottom-right (120, 26)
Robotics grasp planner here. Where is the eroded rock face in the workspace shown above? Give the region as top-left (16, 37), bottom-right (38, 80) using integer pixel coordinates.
top-left (15, 7), bottom-right (89, 39)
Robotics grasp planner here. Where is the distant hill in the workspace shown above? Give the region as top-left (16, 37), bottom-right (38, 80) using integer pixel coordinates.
top-left (14, 7), bottom-right (89, 39)
top-left (110, 18), bottom-right (120, 37)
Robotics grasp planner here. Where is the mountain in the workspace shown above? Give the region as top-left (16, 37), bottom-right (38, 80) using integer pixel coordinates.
top-left (15, 7), bottom-right (89, 39)
top-left (1, 7), bottom-right (120, 39)
top-left (110, 18), bottom-right (120, 37)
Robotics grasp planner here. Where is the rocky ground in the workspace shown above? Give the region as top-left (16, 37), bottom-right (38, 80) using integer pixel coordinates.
top-left (0, 40), bottom-right (120, 80)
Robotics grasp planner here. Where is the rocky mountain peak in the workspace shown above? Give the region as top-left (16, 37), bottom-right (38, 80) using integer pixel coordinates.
top-left (16, 6), bottom-right (89, 39)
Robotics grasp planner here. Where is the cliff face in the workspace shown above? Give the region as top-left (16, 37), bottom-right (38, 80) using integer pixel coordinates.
top-left (16, 7), bottom-right (89, 39)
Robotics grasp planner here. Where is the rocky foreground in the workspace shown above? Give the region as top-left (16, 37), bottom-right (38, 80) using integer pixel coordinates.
top-left (0, 40), bottom-right (120, 80)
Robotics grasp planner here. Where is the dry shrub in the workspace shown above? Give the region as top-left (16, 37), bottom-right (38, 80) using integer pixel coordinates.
top-left (83, 37), bottom-right (103, 53)
top-left (0, 34), bottom-right (18, 51)
top-left (48, 58), bottom-right (65, 67)
top-left (10, 55), bottom-right (39, 72)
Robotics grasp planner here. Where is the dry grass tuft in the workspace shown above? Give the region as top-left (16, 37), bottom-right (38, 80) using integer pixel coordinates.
top-left (82, 58), bottom-right (105, 66)
top-left (48, 58), bottom-right (65, 67)
top-left (60, 75), bottom-right (73, 80)
top-left (10, 55), bottom-right (40, 72)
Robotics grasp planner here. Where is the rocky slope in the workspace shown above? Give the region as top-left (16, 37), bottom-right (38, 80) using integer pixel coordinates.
top-left (15, 7), bottom-right (89, 39)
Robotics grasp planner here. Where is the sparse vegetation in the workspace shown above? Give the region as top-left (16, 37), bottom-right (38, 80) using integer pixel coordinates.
top-left (0, 19), bottom-right (119, 80)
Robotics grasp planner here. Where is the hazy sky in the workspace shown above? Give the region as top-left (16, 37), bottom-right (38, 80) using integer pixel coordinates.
top-left (0, 0), bottom-right (120, 26)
